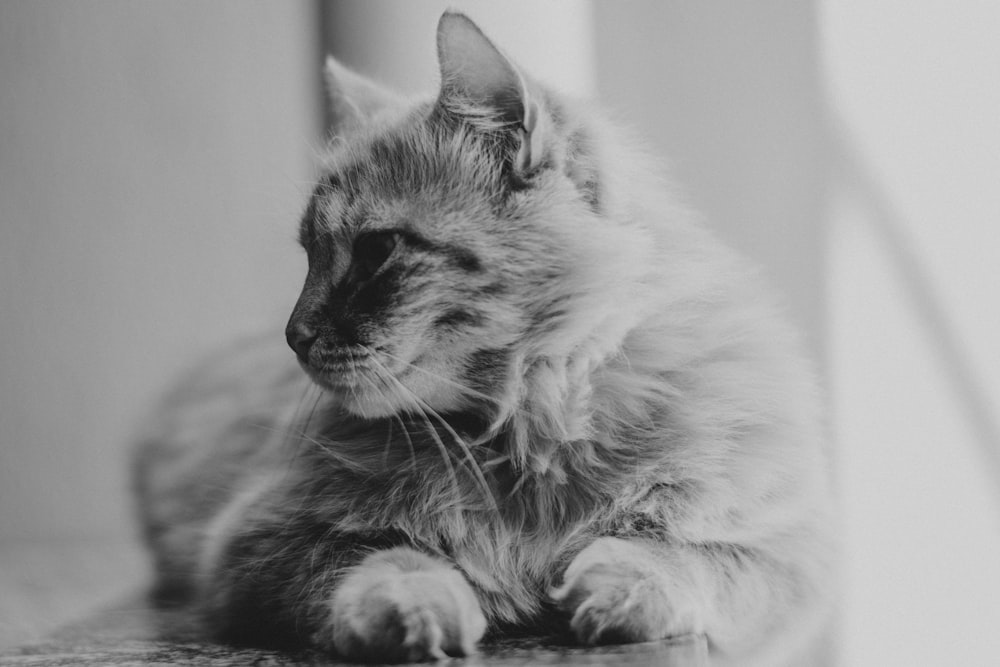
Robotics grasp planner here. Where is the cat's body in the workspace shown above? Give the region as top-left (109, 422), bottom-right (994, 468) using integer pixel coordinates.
top-left (134, 13), bottom-right (836, 665)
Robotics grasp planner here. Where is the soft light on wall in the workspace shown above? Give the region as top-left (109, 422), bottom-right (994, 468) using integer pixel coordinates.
top-left (823, 1), bottom-right (1000, 664)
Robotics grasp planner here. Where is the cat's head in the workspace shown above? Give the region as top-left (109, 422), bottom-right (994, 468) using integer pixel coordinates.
top-left (287, 12), bottom-right (649, 421)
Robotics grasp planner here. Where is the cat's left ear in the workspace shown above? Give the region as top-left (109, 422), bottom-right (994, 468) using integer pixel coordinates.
top-left (324, 56), bottom-right (402, 134)
top-left (436, 12), bottom-right (551, 176)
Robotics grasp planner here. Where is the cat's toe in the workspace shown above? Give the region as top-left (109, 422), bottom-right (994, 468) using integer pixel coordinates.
top-left (330, 556), bottom-right (485, 662)
top-left (552, 538), bottom-right (698, 645)
top-left (559, 575), bottom-right (670, 644)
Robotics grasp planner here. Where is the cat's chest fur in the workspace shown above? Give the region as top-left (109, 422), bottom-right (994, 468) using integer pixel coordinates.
top-left (294, 421), bottom-right (631, 623)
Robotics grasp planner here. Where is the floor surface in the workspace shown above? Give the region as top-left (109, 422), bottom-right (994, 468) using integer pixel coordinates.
top-left (0, 540), bottom-right (709, 666)
top-left (0, 600), bottom-right (708, 666)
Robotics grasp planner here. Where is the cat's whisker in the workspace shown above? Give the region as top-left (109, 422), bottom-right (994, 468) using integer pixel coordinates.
top-left (392, 413), bottom-right (418, 470)
top-left (368, 355), bottom-right (498, 512)
top-left (273, 399), bottom-right (384, 473)
top-left (249, 384), bottom-right (340, 467)
top-left (416, 411), bottom-right (464, 502)
top-left (293, 431), bottom-right (352, 466)
top-left (381, 417), bottom-right (394, 469)
top-left (378, 349), bottom-right (516, 413)
top-left (351, 363), bottom-right (417, 470)
top-left (238, 383), bottom-right (325, 476)
top-left (365, 357), bottom-right (469, 505)
top-left (377, 348), bottom-right (540, 443)
top-left (360, 359), bottom-right (459, 487)
top-left (353, 362), bottom-right (420, 471)
top-left (280, 380), bottom-right (321, 447)
top-left (413, 397), bottom-right (497, 511)
top-left (295, 384), bottom-right (326, 445)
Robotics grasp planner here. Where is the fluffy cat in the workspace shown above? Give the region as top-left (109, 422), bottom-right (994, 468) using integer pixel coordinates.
top-left (133, 12), bottom-right (836, 665)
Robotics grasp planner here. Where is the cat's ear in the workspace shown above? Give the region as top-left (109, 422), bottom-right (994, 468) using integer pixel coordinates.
top-left (324, 56), bottom-right (402, 134)
top-left (436, 12), bottom-right (550, 176)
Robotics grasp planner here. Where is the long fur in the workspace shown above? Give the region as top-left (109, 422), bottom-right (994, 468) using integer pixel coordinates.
top-left (133, 12), bottom-right (836, 665)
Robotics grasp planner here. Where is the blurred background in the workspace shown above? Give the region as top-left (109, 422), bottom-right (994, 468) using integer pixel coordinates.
top-left (1, 1), bottom-right (998, 664)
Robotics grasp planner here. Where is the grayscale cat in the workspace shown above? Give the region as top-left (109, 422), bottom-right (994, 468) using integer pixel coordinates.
top-left (133, 12), bottom-right (836, 665)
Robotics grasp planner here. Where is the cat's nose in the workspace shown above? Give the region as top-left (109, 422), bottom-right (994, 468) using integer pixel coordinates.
top-left (285, 322), bottom-right (317, 361)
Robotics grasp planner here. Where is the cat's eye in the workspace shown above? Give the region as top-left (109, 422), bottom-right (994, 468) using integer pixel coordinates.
top-left (352, 231), bottom-right (399, 282)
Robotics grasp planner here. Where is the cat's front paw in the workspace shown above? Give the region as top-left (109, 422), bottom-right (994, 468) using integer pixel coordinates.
top-left (329, 548), bottom-right (486, 662)
top-left (551, 537), bottom-right (700, 645)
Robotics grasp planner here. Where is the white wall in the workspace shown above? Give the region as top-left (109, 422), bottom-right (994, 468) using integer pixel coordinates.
top-left (823, 2), bottom-right (1000, 665)
top-left (593, 2), bottom-right (829, 358)
top-left (322, 0), bottom-right (595, 97)
top-left (0, 1), bottom-right (321, 543)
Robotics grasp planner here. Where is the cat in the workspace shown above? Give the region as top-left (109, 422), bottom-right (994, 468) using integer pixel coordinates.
top-left (133, 11), bottom-right (837, 665)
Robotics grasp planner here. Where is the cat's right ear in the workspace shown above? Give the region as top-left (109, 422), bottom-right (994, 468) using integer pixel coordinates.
top-left (435, 12), bottom-right (552, 177)
top-left (324, 56), bottom-right (402, 134)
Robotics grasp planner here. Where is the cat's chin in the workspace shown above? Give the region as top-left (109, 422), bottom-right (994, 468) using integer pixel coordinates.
top-left (299, 372), bottom-right (396, 419)
top-left (332, 390), bottom-right (404, 420)
top-left (301, 372), bottom-right (411, 420)
top-left (331, 388), bottom-right (470, 421)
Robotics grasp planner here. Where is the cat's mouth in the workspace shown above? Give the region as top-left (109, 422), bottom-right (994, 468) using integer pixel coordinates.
top-left (298, 341), bottom-right (469, 418)
top-left (299, 345), bottom-right (413, 417)
top-left (301, 346), bottom-right (373, 387)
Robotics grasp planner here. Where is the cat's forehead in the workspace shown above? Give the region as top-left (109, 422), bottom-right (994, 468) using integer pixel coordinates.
top-left (311, 123), bottom-right (501, 234)
top-left (309, 181), bottom-right (441, 236)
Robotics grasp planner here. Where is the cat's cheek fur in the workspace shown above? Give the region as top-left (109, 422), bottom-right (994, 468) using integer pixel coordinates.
top-left (550, 537), bottom-right (704, 645)
top-left (327, 548), bottom-right (487, 661)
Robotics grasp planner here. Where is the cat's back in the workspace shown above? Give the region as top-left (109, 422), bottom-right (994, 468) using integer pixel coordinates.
top-left (132, 333), bottom-right (313, 591)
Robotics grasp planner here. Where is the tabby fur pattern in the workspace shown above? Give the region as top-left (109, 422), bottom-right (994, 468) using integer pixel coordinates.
top-left (134, 12), bottom-right (836, 665)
